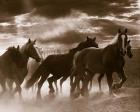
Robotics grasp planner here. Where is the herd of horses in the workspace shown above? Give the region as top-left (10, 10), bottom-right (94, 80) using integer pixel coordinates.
top-left (0, 28), bottom-right (133, 99)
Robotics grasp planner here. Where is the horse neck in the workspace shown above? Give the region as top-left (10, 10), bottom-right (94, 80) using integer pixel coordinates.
top-left (69, 48), bottom-right (78, 54)
top-left (68, 47), bottom-right (81, 58)
top-left (104, 42), bottom-right (122, 58)
top-left (36, 47), bottom-right (44, 61)
top-left (20, 45), bottom-right (30, 64)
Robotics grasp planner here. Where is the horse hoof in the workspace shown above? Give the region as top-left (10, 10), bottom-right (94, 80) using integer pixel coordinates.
top-left (49, 91), bottom-right (55, 96)
top-left (110, 92), bottom-right (118, 98)
top-left (75, 91), bottom-right (80, 97)
top-left (80, 90), bottom-right (89, 97)
top-left (112, 83), bottom-right (121, 90)
top-left (49, 89), bottom-right (55, 94)
top-left (70, 92), bottom-right (80, 99)
top-left (48, 93), bottom-right (56, 100)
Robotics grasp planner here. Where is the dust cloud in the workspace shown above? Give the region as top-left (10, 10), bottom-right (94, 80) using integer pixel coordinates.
top-left (0, 78), bottom-right (139, 112)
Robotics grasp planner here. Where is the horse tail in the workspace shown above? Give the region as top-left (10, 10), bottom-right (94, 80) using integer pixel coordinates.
top-left (26, 60), bottom-right (48, 89)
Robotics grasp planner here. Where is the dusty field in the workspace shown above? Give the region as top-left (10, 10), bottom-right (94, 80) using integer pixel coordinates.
top-left (0, 87), bottom-right (139, 112)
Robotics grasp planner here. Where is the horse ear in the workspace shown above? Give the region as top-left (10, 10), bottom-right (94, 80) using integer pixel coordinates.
top-left (118, 29), bottom-right (121, 33)
top-left (87, 36), bottom-right (91, 41)
top-left (33, 40), bottom-right (36, 44)
top-left (128, 40), bottom-right (130, 43)
top-left (87, 36), bottom-right (89, 39)
top-left (124, 28), bottom-right (128, 33)
top-left (17, 45), bottom-right (20, 50)
top-left (93, 37), bottom-right (96, 41)
top-left (28, 38), bottom-right (31, 43)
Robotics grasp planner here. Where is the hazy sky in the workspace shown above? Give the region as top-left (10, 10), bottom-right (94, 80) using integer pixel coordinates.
top-left (0, 0), bottom-right (139, 53)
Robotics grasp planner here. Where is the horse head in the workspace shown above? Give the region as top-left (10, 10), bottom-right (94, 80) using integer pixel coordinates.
top-left (7, 46), bottom-right (25, 67)
top-left (117, 28), bottom-right (129, 56)
top-left (69, 36), bottom-right (98, 54)
top-left (85, 36), bottom-right (99, 48)
top-left (24, 39), bottom-right (41, 62)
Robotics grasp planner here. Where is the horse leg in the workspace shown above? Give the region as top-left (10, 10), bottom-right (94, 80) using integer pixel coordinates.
top-left (106, 72), bottom-right (113, 95)
top-left (84, 69), bottom-right (97, 92)
top-left (113, 69), bottom-right (127, 90)
top-left (88, 74), bottom-right (95, 91)
top-left (48, 75), bottom-right (61, 94)
top-left (89, 78), bottom-right (93, 91)
top-left (14, 80), bottom-right (22, 98)
top-left (60, 75), bottom-right (69, 93)
top-left (7, 79), bottom-right (14, 91)
top-left (80, 69), bottom-right (96, 96)
top-left (98, 73), bottom-right (104, 92)
top-left (81, 73), bottom-right (93, 97)
top-left (70, 75), bottom-right (81, 98)
top-left (70, 75), bottom-right (74, 87)
top-left (37, 73), bottom-right (49, 99)
top-left (119, 69), bottom-right (127, 87)
top-left (70, 69), bottom-right (79, 97)
top-left (54, 80), bottom-right (58, 93)
top-left (0, 79), bottom-right (6, 96)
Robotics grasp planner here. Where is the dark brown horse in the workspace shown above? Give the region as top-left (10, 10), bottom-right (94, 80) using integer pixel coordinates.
top-left (0, 39), bottom-right (41, 97)
top-left (88, 39), bottom-right (133, 92)
top-left (0, 46), bottom-right (24, 95)
top-left (70, 29), bottom-right (131, 98)
top-left (26, 37), bottom-right (99, 98)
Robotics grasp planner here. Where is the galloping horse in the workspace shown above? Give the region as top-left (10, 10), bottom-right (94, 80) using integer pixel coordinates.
top-left (0, 39), bottom-right (41, 97)
top-left (26, 37), bottom-right (99, 98)
top-left (70, 29), bottom-right (131, 98)
top-left (27, 46), bottom-right (44, 80)
top-left (25, 46), bottom-right (45, 91)
top-left (88, 39), bottom-right (133, 92)
top-left (0, 46), bottom-right (24, 94)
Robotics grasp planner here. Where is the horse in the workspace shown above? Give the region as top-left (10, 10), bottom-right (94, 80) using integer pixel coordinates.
top-left (7, 46), bottom-right (44, 91)
top-left (26, 36), bottom-right (99, 98)
top-left (27, 46), bottom-right (44, 80)
top-left (49, 37), bottom-right (99, 93)
top-left (0, 46), bottom-right (24, 94)
top-left (0, 39), bottom-right (41, 97)
top-left (70, 28), bottom-right (131, 98)
top-left (88, 39), bottom-right (133, 92)
top-left (26, 46), bottom-right (58, 92)
top-left (25, 46), bottom-right (47, 92)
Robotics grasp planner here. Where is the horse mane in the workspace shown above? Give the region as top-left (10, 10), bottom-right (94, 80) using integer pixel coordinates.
top-left (6, 46), bottom-right (26, 68)
top-left (5, 46), bottom-right (19, 62)
top-left (69, 41), bottom-right (86, 54)
top-left (69, 47), bottom-right (78, 54)
top-left (108, 34), bottom-right (119, 46)
top-left (6, 46), bottom-right (18, 58)
top-left (35, 46), bottom-right (44, 60)
top-left (20, 42), bottom-right (28, 53)
top-left (7, 46), bottom-right (15, 51)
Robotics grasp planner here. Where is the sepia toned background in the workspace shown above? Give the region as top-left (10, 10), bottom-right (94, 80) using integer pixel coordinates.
top-left (0, 0), bottom-right (140, 112)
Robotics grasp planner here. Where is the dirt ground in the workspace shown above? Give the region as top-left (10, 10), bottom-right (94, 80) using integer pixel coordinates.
top-left (0, 86), bottom-right (139, 112)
